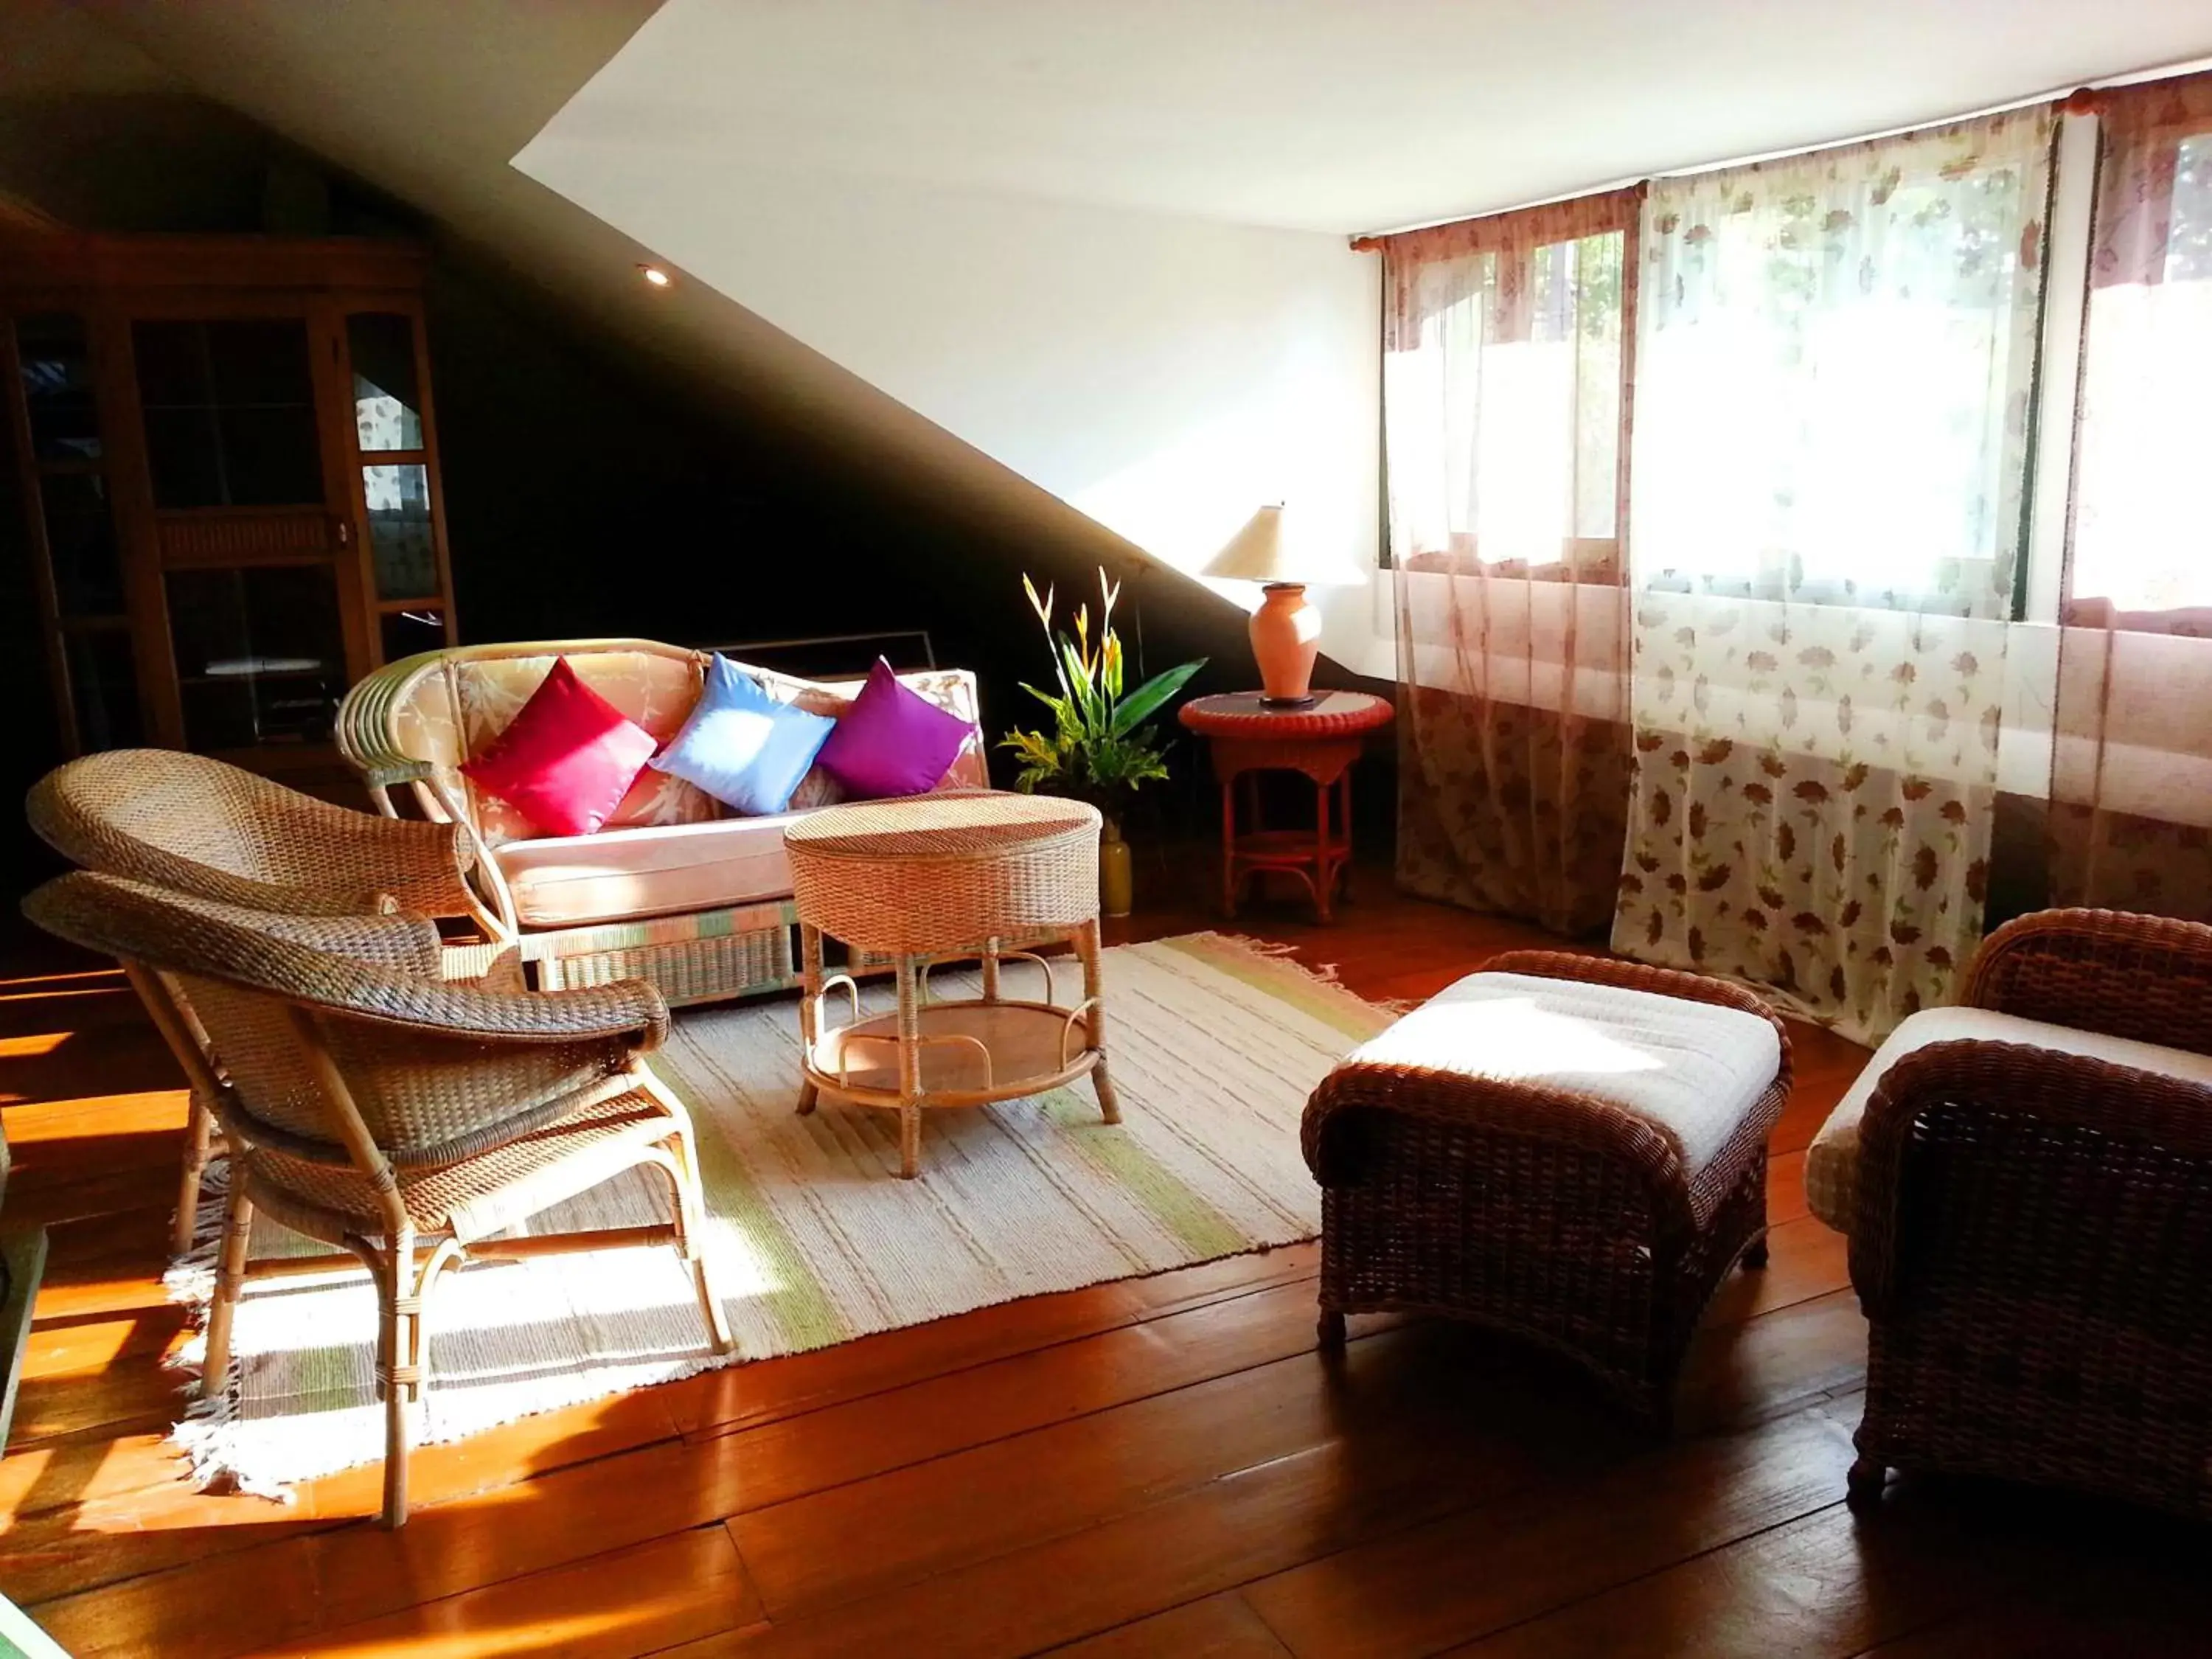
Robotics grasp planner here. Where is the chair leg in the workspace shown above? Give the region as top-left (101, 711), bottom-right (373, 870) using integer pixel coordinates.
top-left (664, 1134), bottom-right (734, 1355)
top-left (1742, 1235), bottom-right (1770, 1269)
top-left (173, 1095), bottom-right (215, 1258)
top-left (634, 1071), bottom-right (736, 1354)
top-left (201, 1180), bottom-right (254, 1394)
top-left (1317, 1307), bottom-right (1346, 1349)
top-left (1846, 1455), bottom-right (1886, 1510)
top-left (377, 1227), bottom-right (422, 1529)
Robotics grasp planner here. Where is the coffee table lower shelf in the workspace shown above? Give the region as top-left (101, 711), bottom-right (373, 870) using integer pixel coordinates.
top-left (799, 999), bottom-right (1119, 1176)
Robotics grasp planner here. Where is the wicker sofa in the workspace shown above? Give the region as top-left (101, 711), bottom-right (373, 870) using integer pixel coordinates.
top-left (336, 639), bottom-right (988, 1005)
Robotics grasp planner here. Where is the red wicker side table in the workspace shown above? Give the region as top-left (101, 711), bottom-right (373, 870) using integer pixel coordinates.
top-left (1177, 691), bottom-right (1394, 923)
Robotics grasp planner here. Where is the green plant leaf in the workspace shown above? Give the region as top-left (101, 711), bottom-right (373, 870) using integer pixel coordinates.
top-left (1108, 658), bottom-right (1206, 737)
top-left (1060, 636), bottom-right (1105, 731)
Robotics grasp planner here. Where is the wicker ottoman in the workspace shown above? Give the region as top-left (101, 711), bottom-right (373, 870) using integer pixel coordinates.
top-left (1302, 950), bottom-right (1791, 1425)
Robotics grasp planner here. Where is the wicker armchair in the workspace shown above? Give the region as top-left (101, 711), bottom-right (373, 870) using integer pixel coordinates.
top-left (26, 749), bottom-right (497, 1255)
top-left (26, 748), bottom-right (486, 923)
top-left (21, 872), bottom-right (732, 1528)
top-left (1847, 908), bottom-right (2212, 1519)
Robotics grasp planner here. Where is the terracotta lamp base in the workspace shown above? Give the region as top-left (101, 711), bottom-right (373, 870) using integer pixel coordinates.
top-left (1249, 582), bottom-right (1321, 706)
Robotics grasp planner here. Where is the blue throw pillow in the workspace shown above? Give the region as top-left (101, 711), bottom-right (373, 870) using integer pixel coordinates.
top-left (650, 655), bottom-right (835, 816)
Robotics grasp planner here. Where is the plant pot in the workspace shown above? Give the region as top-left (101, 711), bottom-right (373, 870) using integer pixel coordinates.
top-left (1099, 821), bottom-right (1134, 918)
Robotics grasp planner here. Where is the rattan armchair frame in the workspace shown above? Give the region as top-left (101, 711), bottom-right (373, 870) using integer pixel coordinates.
top-left (1302, 950), bottom-right (1793, 1427)
top-left (1846, 907), bottom-right (2212, 1518)
top-left (21, 872), bottom-right (732, 1528)
top-left (27, 750), bottom-right (499, 1256)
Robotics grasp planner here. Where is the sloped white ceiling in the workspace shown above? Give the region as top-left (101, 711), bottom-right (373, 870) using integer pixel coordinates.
top-left (512, 0), bottom-right (2209, 673)
top-left (522, 0), bottom-right (2212, 236)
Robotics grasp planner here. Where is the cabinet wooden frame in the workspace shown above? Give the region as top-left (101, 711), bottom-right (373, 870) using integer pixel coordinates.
top-left (0, 232), bottom-right (456, 784)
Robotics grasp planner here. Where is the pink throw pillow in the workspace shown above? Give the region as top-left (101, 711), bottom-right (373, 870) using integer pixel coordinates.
top-left (815, 658), bottom-right (973, 799)
top-left (461, 658), bottom-right (658, 838)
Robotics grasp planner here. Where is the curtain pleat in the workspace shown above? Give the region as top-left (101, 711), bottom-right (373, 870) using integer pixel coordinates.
top-left (1382, 189), bottom-right (1639, 937)
top-left (2050, 71), bottom-right (2212, 920)
top-left (1613, 108), bottom-right (2054, 1043)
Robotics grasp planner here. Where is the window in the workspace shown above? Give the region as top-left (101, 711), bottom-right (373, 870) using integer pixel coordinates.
top-left (2068, 83), bottom-right (2212, 622)
top-left (1380, 192), bottom-right (1633, 580)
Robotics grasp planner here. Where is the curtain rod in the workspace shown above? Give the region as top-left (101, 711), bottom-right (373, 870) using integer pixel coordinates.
top-left (1349, 52), bottom-right (2210, 251)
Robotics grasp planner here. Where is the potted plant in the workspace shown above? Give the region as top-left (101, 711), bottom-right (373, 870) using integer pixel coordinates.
top-left (1000, 568), bottom-right (1204, 917)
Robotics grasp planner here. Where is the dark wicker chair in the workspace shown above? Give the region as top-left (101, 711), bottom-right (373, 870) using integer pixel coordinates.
top-left (1301, 950), bottom-right (1792, 1426)
top-left (1847, 907), bottom-right (2212, 1519)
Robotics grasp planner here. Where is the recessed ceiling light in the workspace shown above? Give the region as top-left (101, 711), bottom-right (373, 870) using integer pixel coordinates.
top-left (638, 265), bottom-right (672, 288)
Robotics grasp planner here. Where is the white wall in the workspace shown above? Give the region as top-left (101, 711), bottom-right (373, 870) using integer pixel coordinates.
top-left (513, 36), bottom-right (1387, 675)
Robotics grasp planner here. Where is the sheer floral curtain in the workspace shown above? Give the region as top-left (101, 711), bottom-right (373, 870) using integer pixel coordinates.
top-left (2051, 72), bottom-right (2212, 919)
top-left (1615, 109), bottom-right (2054, 1042)
top-left (1381, 189), bottom-right (1638, 936)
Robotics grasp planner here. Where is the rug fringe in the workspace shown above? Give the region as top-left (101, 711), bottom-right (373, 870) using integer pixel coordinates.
top-left (156, 1153), bottom-right (279, 1499)
top-left (162, 1154), bottom-right (227, 1357)
top-left (1211, 933), bottom-right (1346, 987)
top-left (1208, 931), bottom-right (1415, 1016)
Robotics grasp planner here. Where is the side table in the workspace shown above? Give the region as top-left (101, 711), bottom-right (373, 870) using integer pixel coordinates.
top-left (1178, 691), bottom-right (1394, 923)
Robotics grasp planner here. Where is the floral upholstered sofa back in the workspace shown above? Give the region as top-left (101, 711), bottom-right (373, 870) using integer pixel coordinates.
top-left (371, 641), bottom-right (988, 848)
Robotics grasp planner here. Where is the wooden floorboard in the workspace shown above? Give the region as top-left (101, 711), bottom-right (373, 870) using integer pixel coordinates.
top-left (4, 866), bottom-right (2208, 1656)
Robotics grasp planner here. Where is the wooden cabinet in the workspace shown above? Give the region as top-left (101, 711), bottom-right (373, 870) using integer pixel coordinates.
top-left (0, 233), bottom-right (455, 785)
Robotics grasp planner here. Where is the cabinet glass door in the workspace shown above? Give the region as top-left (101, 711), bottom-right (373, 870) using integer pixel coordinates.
top-left (133, 319), bottom-right (325, 507)
top-left (9, 311), bottom-right (142, 751)
top-left (165, 565), bottom-right (347, 751)
top-left (346, 310), bottom-right (450, 654)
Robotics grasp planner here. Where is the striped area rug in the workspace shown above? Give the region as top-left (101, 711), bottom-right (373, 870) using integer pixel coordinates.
top-left (174, 933), bottom-right (1389, 1495)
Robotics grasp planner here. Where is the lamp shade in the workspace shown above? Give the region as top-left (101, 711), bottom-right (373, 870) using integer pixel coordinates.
top-left (1199, 505), bottom-right (1358, 585)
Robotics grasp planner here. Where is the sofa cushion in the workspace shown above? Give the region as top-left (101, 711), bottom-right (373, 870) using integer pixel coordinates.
top-left (460, 658), bottom-right (659, 838)
top-left (1345, 969), bottom-right (1781, 1180)
top-left (650, 655), bottom-right (835, 816)
top-left (815, 658), bottom-right (975, 800)
top-left (453, 651), bottom-right (719, 845)
top-left (1805, 1005), bottom-right (2212, 1235)
top-left (497, 811), bottom-right (806, 929)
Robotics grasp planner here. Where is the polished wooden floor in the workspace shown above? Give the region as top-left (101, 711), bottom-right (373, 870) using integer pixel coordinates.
top-left (3, 864), bottom-right (2207, 1657)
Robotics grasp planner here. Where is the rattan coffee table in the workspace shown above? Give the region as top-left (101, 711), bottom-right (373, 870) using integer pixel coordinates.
top-left (783, 792), bottom-right (1116, 1178)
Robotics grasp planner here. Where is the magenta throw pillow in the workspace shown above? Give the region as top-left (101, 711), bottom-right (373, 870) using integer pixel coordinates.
top-left (460, 657), bottom-right (659, 838)
top-left (815, 658), bottom-right (971, 799)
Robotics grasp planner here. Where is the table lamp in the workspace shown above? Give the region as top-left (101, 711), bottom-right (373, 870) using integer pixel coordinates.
top-left (1200, 504), bottom-right (1355, 708)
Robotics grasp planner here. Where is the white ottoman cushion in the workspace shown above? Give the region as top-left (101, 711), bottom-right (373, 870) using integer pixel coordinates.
top-left (1346, 970), bottom-right (1782, 1180)
top-left (1806, 1006), bottom-right (2212, 1235)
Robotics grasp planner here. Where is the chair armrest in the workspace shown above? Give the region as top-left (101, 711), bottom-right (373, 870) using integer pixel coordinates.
top-left (1961, 908), bottom-right (2212, 1054)
top-left (248, 796), bottom-right (478, 919)
top-left (1848, 1037), bottom-right (2212, 1315)
top-left (334, 653), bottom-right (442, 792)
top-left (341, 973), bottom-right (672, 1051)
